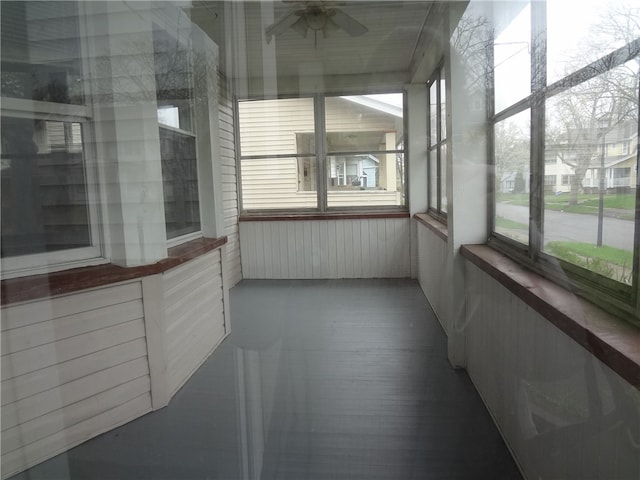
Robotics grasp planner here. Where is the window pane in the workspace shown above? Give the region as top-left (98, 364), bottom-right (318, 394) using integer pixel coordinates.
top-left (429, 148), bottom-right (438, 210)
top-left (154, 27), bottom-right (194, 132)
top-left (543, 63), bottom-right (638, 284)
top-left (1, 117), bottom-right (90, 257)
top-left (325, 95), bottom-right (403, 154)
top-left (493, 2), bottom-right (531, 113)
top-left (238, 98), bottom-right (315, 156)
top-left (1, 1), bottom-right (84, 104)
top-left (547, 0), bottom-right (640, 85)
top-left (494, 109), bottom-right (530, 243)
top-left (440, 144), bottom-right (448, 213)
top-left (160, 128), bottom-right (200, 239)
top-left (241, 156), bottom-right (318, 210)
top-left (325, 94), bottom-right (405, 208)
top-left (429, 82), bottom-right (437, 146)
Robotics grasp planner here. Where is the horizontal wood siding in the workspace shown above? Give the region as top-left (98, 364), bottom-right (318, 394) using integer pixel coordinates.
top-left (163, 251), bottom-right (226, 396)
top-left (463, 261), bottom-right (640, 480)
top-left (219, 73), bottom-right (242, 287)
top-left (239, 218), bottom-right (411, 279)
top-left (239, 97), bottom-right (402, 211)
top-left (1, 282), bottom-right (151, 478)
top-left (416, 222), bottom-right (449, 334)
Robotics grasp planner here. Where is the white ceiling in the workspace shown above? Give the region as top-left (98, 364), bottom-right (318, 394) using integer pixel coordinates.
top-left (189, 1), bottom-right (451, 96)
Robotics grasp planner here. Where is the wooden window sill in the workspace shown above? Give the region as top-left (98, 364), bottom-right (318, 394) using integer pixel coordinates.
top-left (1, 236), bottom-right (227, 306)
top-left (240, 211), bottom-right (410, 222)
top-left (414, 213), bottom-right (448, 242)
top-left (460, 244), bottom-right (640, 388)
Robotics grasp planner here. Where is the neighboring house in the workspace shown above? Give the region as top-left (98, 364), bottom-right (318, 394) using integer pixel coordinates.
top-left (549, 121), bottom-right (638, 194)
top-left (500, 170), bottom-right (530, 194)
top-left (543, 147), bottom-right (575, 194)
top-left (238, 96), bottom-right (404, 210)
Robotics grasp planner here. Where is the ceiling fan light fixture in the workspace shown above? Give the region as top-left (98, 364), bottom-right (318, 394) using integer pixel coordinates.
top-left (304, 7), bottom-right (328, 31)
top-left (265, 2), bottom-right (368, 44)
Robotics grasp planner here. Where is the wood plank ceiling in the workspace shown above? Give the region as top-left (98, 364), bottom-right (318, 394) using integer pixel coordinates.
top-left (189, 1), bottom-right (437, 94)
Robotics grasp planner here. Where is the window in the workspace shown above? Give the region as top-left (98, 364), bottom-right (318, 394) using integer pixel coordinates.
top-left (427, 64), bottom-right (447, 220)
top-left (489, 1), bottom-right (640, 324)
top-left (153, 27), bottom-right (200, 241)
top-left (237, 93), bottom-right (406, 212)
top-left (0, 1), bottom-right (101, 276)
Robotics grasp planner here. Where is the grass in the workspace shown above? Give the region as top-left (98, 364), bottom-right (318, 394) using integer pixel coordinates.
top-left (545, 241), bottom-right (632, 267)
top-left (545, 241), bottom-right (633, 284)
top-left (581, 195), bottom-right (635, 210)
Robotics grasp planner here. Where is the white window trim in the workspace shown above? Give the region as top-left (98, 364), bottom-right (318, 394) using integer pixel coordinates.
top-left (0, 102), bottom-right (105, 279)
top-left (155, 30), bottom-right (204, 247)
top-left (166, 231), bottom-right (203, 249)
top-left (0, 3), bottom-right (106, 279)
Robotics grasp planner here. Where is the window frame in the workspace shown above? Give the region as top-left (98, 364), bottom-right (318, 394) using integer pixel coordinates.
top-left (0, 2), bottom-right (107, 279)
top-left (236, 91), bottom-right (408, 215)
top-left (427, 62), bottom-right (447, 223)
top-left (153, 22), bottom-right (204, 246)
top-left (488, 1), bottom-right (640, 325)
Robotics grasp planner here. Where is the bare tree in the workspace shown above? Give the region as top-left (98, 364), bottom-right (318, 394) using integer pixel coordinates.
top-left (548, 5), bottom-right (639, 205)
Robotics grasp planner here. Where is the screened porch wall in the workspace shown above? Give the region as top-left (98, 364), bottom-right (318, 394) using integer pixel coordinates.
top-left (416, 220), bottom-right (640, 480)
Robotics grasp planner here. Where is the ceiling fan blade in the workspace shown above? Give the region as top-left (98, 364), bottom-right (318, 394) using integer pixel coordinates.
top-left (265, 11), bottom-right (300, 43)
top-left (291, 16), bottom-right (309, 38)
top-left (328, 8), bottom-right (368, 37)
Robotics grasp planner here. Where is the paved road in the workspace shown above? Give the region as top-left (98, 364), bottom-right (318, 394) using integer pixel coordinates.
top-left (496, 203), bottom-right (634, 251)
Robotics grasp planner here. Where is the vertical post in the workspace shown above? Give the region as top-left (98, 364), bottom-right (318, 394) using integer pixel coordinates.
top-left (597, 131), bottom-right (605, 246)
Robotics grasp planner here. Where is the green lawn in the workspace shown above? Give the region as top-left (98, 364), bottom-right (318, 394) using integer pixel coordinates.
top-left (545, 241), bottom-right (633, 284)
top-left (545, 241), bottom-right (632, 267)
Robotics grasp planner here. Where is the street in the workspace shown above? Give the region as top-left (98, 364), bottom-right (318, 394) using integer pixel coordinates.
top-left (496, 203), bottom-right (634, 252)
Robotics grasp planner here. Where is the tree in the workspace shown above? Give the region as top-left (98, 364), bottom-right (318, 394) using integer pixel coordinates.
top-left (547, 4), bottom-right (640, 205)
top-left (494, 119), bottom-right (529, 193)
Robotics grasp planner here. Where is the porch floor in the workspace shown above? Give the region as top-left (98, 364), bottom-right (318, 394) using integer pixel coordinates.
top-left (11, 279), bottom-right (522, 480)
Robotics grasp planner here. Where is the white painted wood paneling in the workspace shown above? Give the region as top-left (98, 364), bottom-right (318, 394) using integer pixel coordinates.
top-left (239, 218), bottom-right (411, 279)
top-left (462, 260), bottom-right (640, 480)
top-left (416, 222), bottom-right (449, 334)
top-left (163, 251), bottom-right (227, 396)
top-left (1, 282), bottom-right (152, 479)
top-left (219, 72), bottom-right (242, 287)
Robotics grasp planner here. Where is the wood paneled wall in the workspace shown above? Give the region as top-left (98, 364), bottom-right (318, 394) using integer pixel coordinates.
top-left (239, 218), bottom-right (411, 279)
top-left (163, 251), bottom-right (226, 396)
top-left (464, 261), bottom-right (640, 479)
top-left (219, 74), bottom-right (242, 288)
top-left (1, 251), bottom-right (230, 478)
top-left (416, 224), bottom-right (449, 334)
top-left (1, 283), bottom-right (152, 477)
top-left (417, 220), bottom-right (640, 479)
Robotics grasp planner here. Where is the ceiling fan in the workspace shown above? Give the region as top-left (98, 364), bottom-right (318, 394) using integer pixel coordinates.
top-left (265, 1), bottom-right (368, 45)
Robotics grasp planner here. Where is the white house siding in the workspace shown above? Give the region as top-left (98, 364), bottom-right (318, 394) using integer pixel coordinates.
top-left (238, 98), bottom-right (402, 210)
top-left (463, 261), bottom-right (640, 480)
top-left (0, 283), bottom-right (151, 478)
top-left (163, 250), bottom-right (226, 396)
top-left (239, 218), bottom-right (411, 279)
top-left (219, 73), bottom-right (242, 287)
top-left (416, 223), bottom-right (449, 334)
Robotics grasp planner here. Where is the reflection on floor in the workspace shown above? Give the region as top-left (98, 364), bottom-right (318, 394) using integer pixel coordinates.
top-left (10, 279), bottom-right (522, 480)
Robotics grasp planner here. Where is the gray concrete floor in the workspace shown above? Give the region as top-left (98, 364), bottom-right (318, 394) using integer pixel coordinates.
top-left (11, 279), bottom-right (522, 480)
